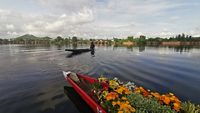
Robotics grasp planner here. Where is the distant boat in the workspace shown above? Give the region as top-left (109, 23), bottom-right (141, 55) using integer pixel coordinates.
top-left (65, 48), bottom-right (92, 53)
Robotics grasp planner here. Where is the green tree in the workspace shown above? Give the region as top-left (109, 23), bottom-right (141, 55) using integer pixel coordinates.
top-left (0, 38), bottom-right (3, 44)
top-left (72, 36), bottom-right (78, 43)
top-left (55, 36), bottom-right (64, 42)
top-left (127, 36), bottom-right (134, 42)
top-left (65, 37), bottom-right (70, 43)
top-left (53, 36), bottom-right (64, 45)
top-left (137, 35), bottom-right (146, 45)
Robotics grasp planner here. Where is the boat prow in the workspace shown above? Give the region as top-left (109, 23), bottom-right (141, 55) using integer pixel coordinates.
top-left (63, 71), bottom-right (71, 78)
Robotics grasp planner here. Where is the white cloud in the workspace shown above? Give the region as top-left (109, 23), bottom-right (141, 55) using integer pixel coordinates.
top-left (38, 0), bottom-right (95, 13)
top-left (7, 31), bottom-right (18, 36)
top-left (0, 0), bottom-right (200, 38)
top-left (6, 24), bottom-right (15, 30)
top-left (136, 32), bottom-right (143, 37)
top-left (160, 32), bottom-right (173, 37)
top-left (0, 7), bottom-right (95, 38)
top-left (169, 16), bottom-right (180, 20)
top-left (190, 27), bottom-right (200, 37)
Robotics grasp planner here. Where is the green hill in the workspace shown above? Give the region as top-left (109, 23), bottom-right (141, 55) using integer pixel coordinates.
top-left (15, 34), bottom-right (51, 41)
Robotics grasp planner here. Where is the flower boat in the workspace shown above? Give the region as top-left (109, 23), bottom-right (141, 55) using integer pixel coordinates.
top-left (63, 71), bottom-right (107, 113)
top-left (63, 71), bottom-right (200, 113)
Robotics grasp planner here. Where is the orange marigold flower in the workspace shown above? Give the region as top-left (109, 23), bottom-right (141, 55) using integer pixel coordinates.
top-left (112, 101), bottom-right (117, 106)
top-left (118, 101), bottom-right (136, 113)
top-left (106, 92), bottom-right (118, 101)
top-left (139, 87), bottom-right (149, 96)
top-left (118, 111), bottom-right (123, 113)
top-left (160, 95), bottom-right (170, 105)
top-left (173, 102), bottom-right (181, 111)
top-left (174, 97), bottom-right (181, 103)
top-left (125, 101), bottom-right (129, 104)
top-left (139, 87), bottom-right (145, 91)
top-left (124, 88), bottom-right (131, 95)
top-left (170, 96), bottom-right (176, 101)
top-left (121, 97), bottom-right (127, 100)
top-left (151, 92), bottom-right (161, 99)
top-left (117, 101), bottom-right (121, 105)
top-left (134, 87), bottom-right (141, 93)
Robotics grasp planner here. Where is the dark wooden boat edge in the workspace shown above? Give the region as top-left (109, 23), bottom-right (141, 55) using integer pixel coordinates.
top-left (65, 48), bottom-right (91, 52)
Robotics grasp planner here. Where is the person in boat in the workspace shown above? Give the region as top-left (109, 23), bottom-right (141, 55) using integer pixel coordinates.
top-left (90, 41), bottom-right (95, 50)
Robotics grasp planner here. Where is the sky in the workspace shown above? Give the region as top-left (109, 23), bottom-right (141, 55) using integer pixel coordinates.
top-left (0, 0), bottom-right (200, 39)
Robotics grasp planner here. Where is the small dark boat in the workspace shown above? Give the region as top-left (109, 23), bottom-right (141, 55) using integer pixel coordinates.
top-left (65, 48), bottom-right (91, 53)
top-left (63, 71), bottom-right (107, 113)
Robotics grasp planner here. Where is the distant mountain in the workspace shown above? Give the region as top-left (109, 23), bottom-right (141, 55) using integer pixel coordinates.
top-left (16, 34), bottom-right (38, 40)
top-left (15, 34), bottom-right (52, 40)
top-left (41, 36), bottom-right (52, 40)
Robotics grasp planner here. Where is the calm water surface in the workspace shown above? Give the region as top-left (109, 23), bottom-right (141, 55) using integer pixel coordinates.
top-left (0, 44), bottom-right (200, 113)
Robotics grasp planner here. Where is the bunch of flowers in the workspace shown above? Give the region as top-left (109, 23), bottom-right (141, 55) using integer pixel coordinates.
top-left (88, 76), bottom-right (199, 113)
top-left (91, 76), bottom-right (135, 113)
top-left (134, 87), bottom-right (181, 111)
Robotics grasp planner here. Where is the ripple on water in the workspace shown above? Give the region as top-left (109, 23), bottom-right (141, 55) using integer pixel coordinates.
top-left (0, 45), bottom-right (200, 113)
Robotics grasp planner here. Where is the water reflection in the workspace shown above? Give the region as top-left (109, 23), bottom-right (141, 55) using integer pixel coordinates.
top-left (112, 44), bottom-right (200, 54)
top-left (0, 44), bottom-right (200, 113)
top-left (64, 86), bottom-right (93, 113)
top-left (66, 51), bottom-right (90, 58)
top-left (139, 46), bottom-right (145, 52)
top-left (170, 46), bottom-right (193, 53)
top-left (55, 45), bottom-right (63, 50)
top-left (72, 43), bottom-right (77, 49)
top-left (91, 49), bottom-right (95, 57)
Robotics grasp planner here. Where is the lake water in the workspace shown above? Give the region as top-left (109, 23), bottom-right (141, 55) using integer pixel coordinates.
top-left (0, 44), bottom-right (200, 113)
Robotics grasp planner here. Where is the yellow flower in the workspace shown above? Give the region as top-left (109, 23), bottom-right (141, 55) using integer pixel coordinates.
top-left (98, 76), bottom-right (107, 82)
top-left (115, 86), bottom-right (130, 95)
top-left (98, 90), bottom-right (108, 100)
top-left (115, 86), bottom-right (125, 94)
top-left (102, 91), bottom-right (108, 98)
top-left (169, 93), bottom-right (174, 96)
top-left (109, 80), bottom-right (119, 89)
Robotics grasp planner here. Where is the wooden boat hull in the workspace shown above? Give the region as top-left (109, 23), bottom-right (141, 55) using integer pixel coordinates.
top-left (63, 71), bottom-right (107, 113)
top-left (65, 48), bottom-right (91, 53)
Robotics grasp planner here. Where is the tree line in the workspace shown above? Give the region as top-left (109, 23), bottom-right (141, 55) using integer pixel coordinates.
top-left (1, 33), bottom-right (200, 45)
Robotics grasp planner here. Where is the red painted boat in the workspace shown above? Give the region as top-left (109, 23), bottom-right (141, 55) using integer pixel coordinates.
top-left (63, 71), bottom-right (107, 113)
